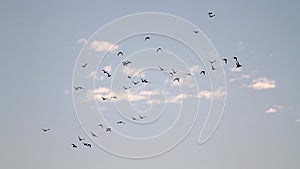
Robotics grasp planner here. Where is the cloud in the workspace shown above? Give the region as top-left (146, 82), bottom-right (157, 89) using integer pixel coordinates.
top-left (296, 119), bottom-right (300, 122)
top-left (77, 38), bottom-right (87, 45)
top-left (103, 65), bottom-right (112, 72)
top-left (90, 40), bottom-right (118, 52)
top-left (265, 105), bottom-right (284, 113)
top-left (121, 66), bottom-right (144, 77)
top-left (190, 65), bottom-right (201, 74)
top-left (197, 87), bottom-right (226, 100)
top-left (248, 77), bottom-right (277, 90)
top-left (231, 67), bottom-right (243, 72)
top-left (228, 74), bottom-right (250, 83)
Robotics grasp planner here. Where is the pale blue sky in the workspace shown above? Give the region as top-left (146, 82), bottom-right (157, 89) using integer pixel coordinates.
top-left (1, 0), bottom-right (300, 169)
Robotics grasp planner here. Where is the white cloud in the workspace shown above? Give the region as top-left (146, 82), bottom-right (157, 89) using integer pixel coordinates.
top-left (190, 65), bottom-right (200, 74)
top-left (231, 67), bottom-right (243, 72)
top-left (197, 88), bottom-right (226, 100)
top-left (265, 105), bottom-right (284, 113)
top-left (228, 74), bottom-right (250, 83)
top-left (90, 40), bottom-right (118, 52)
top-left (103, 65), bottom-right (112, 72)
top-left (77, 38), bottom-right (87, 45)
top-left (248, 77), bottom-right (277, 90)
top-left (121, 66), bottom-right (144, 77)
top-left (296, 119), bottom-right (300, 122)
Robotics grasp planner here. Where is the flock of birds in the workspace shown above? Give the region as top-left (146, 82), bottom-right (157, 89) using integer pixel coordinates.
top-left (43, 11), bottom-right (242, 149)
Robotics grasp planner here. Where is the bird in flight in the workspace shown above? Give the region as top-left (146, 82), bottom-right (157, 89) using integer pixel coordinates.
top-left (42, 128), bottom-right (50, 132)
top-left (169, 72), bottom-right (174, 76)
top-left (200, 70), bottom-right (206, 75)
top-left (144, 36), bottom-right (150, 41)
top-left (236, 61), bottom-right (242, 68)
top-left (117, 51), bottom-right (123, 56)
top-left (173, 77), bottom-right (180, 82)
top-left (211, 65), bottom-right (216, 71)
top-left (186, 72), bottom-right (192, 76)
top-left (233, 56), bottom-right (238, 62)
top-left (127, 75), bottom-right (132, 79)
top-left (122, 60), bottom-right (132, 66)
top-left (222, 58), bottom-right (228, 64)
top-left (172, 68), bottom-right (177, 74)
top-left (91, 131), bottom-right (97, 137)
top-left (209, 60), bottom-right (216, 64)
top-left (106, 127), bottom-right (112, 133)
top-left (117, 121), bottom-right (125, 125)
top-left (72, 143), bottom-right (77, 148)
top-left (73, 86), bottom-right (84, 90)
top-left (81, 63), bottom-right (88, 68)
top-left (111, 96), bottom-right (117, 99)
top-left (83, 142), bottom-right (92, 148)
top-left (101, 96), bottom-right (108, 101)
top-left (102, 69), bottom-right (111, 77)
top-left (141, 78), bottom-right (150, 84)
top-left (98, 124), bottom-right (104, 128)
top-left (159, 66), bottom-right (165, 71)
top-left (78, 136), bottom-right (85, 141)
top-left (139, 115), bottom-right (146, 120)
top-left (193, 30), bottom-right (199, 34)
top-left (208, 11), bottom-right (215, 18)
top-left (123, 86), bottom-right (130, 90)
top-left (131, 116), bottom-right (138, 121)
top-left (156, 47), bottom-right (162, 52)
top-left (132, 81), bottom-right (139, 85)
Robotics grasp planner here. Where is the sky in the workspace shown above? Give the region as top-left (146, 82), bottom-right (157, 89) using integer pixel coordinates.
top-left (1, 0), bottom-right (300, 169)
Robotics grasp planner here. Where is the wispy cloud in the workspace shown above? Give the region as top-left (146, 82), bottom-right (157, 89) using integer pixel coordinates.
top-left (296, 119), bottom-right (300, 122)
top-left (77, 38), bottom-right (87, 45)
top-left (228, 74), bottom-right (250, 83)
top-left (265, 105), bottom-right (284, 113)
top-left (90, 40), bottom-right (118, 52)
top-left (197, 87), bottom-right (226, 100)
top-left (231, 67), bottom-right (243, 72)
top-left (248, 77), bottom-right (277, 90)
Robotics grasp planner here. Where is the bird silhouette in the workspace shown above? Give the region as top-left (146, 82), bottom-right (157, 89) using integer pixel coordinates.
top-left (169, 72), bottom-right (174, 76)
top-left (78, 136), bottom-right (85, 141)
top-left (101, 96), bottom-right (108, 101)
top-left (83, 142), bottom-right (92, 148)
top-left (173, 77), bottom-right (180, 82)
top-left (211, 65), bottom-right (216, 70)
top-left (139, 115), bottom-right (146, 120)
top-left (73, 86), bottom-right (84, 90)
top-left (127, 75), bottom-right (132, 79)
top-left (131, 116), bottom-right (138, 121)
top-left (132, 81), bottom-right (139, 85)
top-left (117, 52), bottom-right (123, 56)
top-left (111, 96), bottom-right (117, 99)
top-left (208, 11), bottom-right (215, 18)
top-left (172, 68), bottom-right (177, 74)
top-left (42, 128), bottom-right (50, 132)
top-left (222, 58), bottom-right (228, 64)
top-left (91, 131), bottom-right (97, 137)
top-left (193, 30), bottom-right (199, 33)
top-left (200, 70), bottom-right (206, 75)
top-left (186, 73), bottom-right (192, 76)
top-left (81, 63), bottom-right (88, 68)
top-left (144, 36), bottom-right (150, 41)
top-left (106, 127), bottom-right (112, 133)
top-left (141, 78), bottom-right (150, 84)
top-left (98, 124), bottom-right (104, 128)
top-left (236, 61), bottom-right (242, 68)
top-left (117, 121), bottom-right (125, 124)
top-left (233, 56), bottom-right (238, 62)
top-left (123, 86), bottom-right (130, 90)
top-left (156, 47), bottom-right (162, 52)
top-left (122, 60), bottom-right (132, 66)
top-left (102, 69), bottom-right (111, 77)
top-left (72, 143), bottom-right (77, 148)
top-left (159, 66), bottom-right (165, 71)
top-left (209, 60), bottom-right (216, 64)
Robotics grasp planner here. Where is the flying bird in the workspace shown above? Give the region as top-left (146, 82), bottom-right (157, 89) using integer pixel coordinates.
top-left (169, 72), bottom-right (174, 76)
top-left (208, 11), bottom-right (215, 18)
top-left (200, 70), bottom-right (206, 75)
top-left (193, 30), bottom-right (199, 34)
top-left (139, 115), bottom-right (146, 120)
top-left (236, 61), bottom-right (242, 68)
top-left (127, 75), bottom-right (132, 79)
top-left (117, 51), bottom-right (123, 56)
top-left (111, 96), bottom-right (117, 99)
top-left (117, 121), bottom-right (125, 125)
top-left (132, 81), bottom-right (139, 85)
top-left (159, 66), bottom-right (165, 71)
top-left (131, 116), bottom-right (138, 121)
top-left (233, 56), bottom-right (238, 62)
top-left (209, 60), bottom-right (216, 64)
top-left (122, 60), bottom-right (132, 66)
top-left (101, 96), bottom-right (108, 101)
top-left (91, 131), bottom-right (97, 137)
top-left (42, 128), bottom-right (50, 132)
top-left (172, 68), bottom-right (177, 74)
top-left (123, 86), bottom-right (130, 90)
top-left (98, 124), bottom-right (104, 128)
top-left (72, 143), bottom-right (77, 148)
top-left (106, 127), bottom-right (112, 133)
top-left (81, 63), bottom-right (88, 68)
top-left (156, 47), bottom-right (162, 52)
top-left (141, 78), bottom-right (150, 84)
top-left (173, 77), bottom-right (180, 82)
top-left (73, 86), bottom-right (84, 90)
top-left (83, 142), bottom-right (92, 148)
top-left (186, 72), bottom-right (192, 76)
top-left (102, 69), bottom-right (111, 77)
top-left (144, 36), bottom-right (150, 41)
top-left (211, 65), bottom-right (216, 71)
top-left (78, 136), bottom-right (85, 141)
top-left (222, 58), bottom-right (228, 64)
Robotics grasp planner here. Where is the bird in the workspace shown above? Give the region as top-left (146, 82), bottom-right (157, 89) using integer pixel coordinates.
top-left (144, 36), bottom-right (150, 41)
top-left (101, 96), bottom-right (108, 101)
top-left (78, 136), bottom-right (85, 141)
top-left (117, 121), bottom-right (125, 125)
top-left (83, 142), bottom-right (92, 148)
top-left (208, 11), bottom-right (215, 18)
top-left (200, 70), bottom-right (206, 75)
top-left (159, 66), bottom-right (165, 71)
top-left (193, 30), bottom-right (199, 34)
top-left (72, 143), bottom-right (77, 148)
top-left (169, 72), bottom-right (174, 76)
top-left (106, 127), bottom-right (112, 133)
top-left (91, 131), bottom-right (97, 137)
top-left (127, 75), bottom-right (132, 79)
top-left (98, 124), bottom-right (104, 128)
top-left (211, 65), bottom-right (216, 70)
top-left (102, 69), bottom-right (111, 77)
top-left (117, 51), bottom-right (123, 56)
top-left (42, 128), bottom-right (50, 132)
top-left (222, 58), bottom-right (228, 64)
top-left (122, 60), bottom-right (132, 66)
top-left (131, 116), bottom-right (138, 121)
top-left (141, 78), bottom-right (150, 84)
top-left (156, 47), bottom-right (162, 52)
top-left (111, 96), bottom-right (117, 99)
top-left (236, 61), bottom-right (242, 68)
top-left (81, 63), bottom-right (88, 68)
top-left (209, 60), bottom-right (216, 64)
top-left (173, 77), bottom-right (180, 82)
top-left (139, 115), bottom-right (146, 120)
top-left (233, 56), bottom-right (238, 62)
top-left (132, 81), bottom-right (139, 85)
top-left (186, 72), bottom-right (192, 76)
top-left (73, 86), bottom-right (84, 90)
top-left (172, 68), bottom-right (177, 74)
top-left (123, 86), bottom-right (130, 90)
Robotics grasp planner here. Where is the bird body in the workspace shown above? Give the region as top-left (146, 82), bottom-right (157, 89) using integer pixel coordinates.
top-left (173, 77), bottom-right (180, 82)
top-left (117, 52), bottom-right (123, 56)
top-left (42, 128), bottom-right (50, 132)
top-left (144, 36), bottom-right (150, 41)
top-left (78, 136), bottom-right (85, 141)
top-left (222, 58), bottom-right (228, 64)
top-left (200, 70), bottom-right (206, 75)
top-left (156, 47), bottom-right (162, 52)
top-left (91, 131), bottom-right (97, 137)
top-left (81, 63), bottom-right (88, 68)
top-left (73, 86), bottom-right (84, 90)
top-left (83, 142), bottom-right (92, 148)
top-left (72, 143), bottom-right (77, 148)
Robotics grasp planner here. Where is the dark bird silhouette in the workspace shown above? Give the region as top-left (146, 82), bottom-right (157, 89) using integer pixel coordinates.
top-left (73, 86), bottom-right (84, 90)
top-left (101, 96), bottom-right (108, 101)
top-left (123, 86), bottom-right (130, 90)
top-left (117, 51), bottom-right (123, 56)
top-left (172, 68), bottom-right (177, 74)
top-left (173, 77), bottom-right (180, 82)
top-left (200, 70), bottom-right (206, 75)
top-left (236, 61), bottom-right (242, 68)
top-left (122, 60), bottom-right (132, 66)
top-left (209, 60), bottom-right (216, 64)
top-left (83, 142), bottom-right (92, 148)
top-left (222, 58), bottom-right (228, 64)
top-left (139, 115), bottom-right (146, 120)
top-left (132, 81), bottom-right (139, 85)
top-left (72, 143), bottom-right (77, 148)
top-left (186, 73), bottom-right (192, 76)
top-left (193, 30), bottom-right (199, 34)
top-left (159, 66), bottom-right (165, 71)
top-left (117, 121), bottom-right (125, 125)
top-left (156, 47), bottom-right (162, 52)
top-left (208, 11), bottom-right (215, 18)
top-left (106, 127), bottom-right (112, 133)
top-left (42, 128), bottom-right (50, 132)
top-left (169, 72), bottom-right (174, 76)
top-left (98, 124), bottom-right (104, 128)
top-left (141, 78), bottom-right (150, 84)
top-left (211, 65), bottom-right (216, 71)
top-left (127, 75), bottom-right (132, 79)
top-left (102, 69), bottom-right (111, 77)
top-left (233, 56), bottom-right (238, 62)
top-left (131, 116), bottom-right (138, 121)
top-left (81, 63), bottom-right (88, 68)
top-left (91, 131), bottom-right (97, 137)
top-left (144, 36), bottom-right (150, 41)
top-left (111, 96), bottom-right (117, 99)
top-left (78, 136), bottom-right (85, 141)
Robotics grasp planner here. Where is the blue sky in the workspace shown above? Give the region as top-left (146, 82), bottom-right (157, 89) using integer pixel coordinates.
top-left (1, 0), bottom-right (300, 169)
